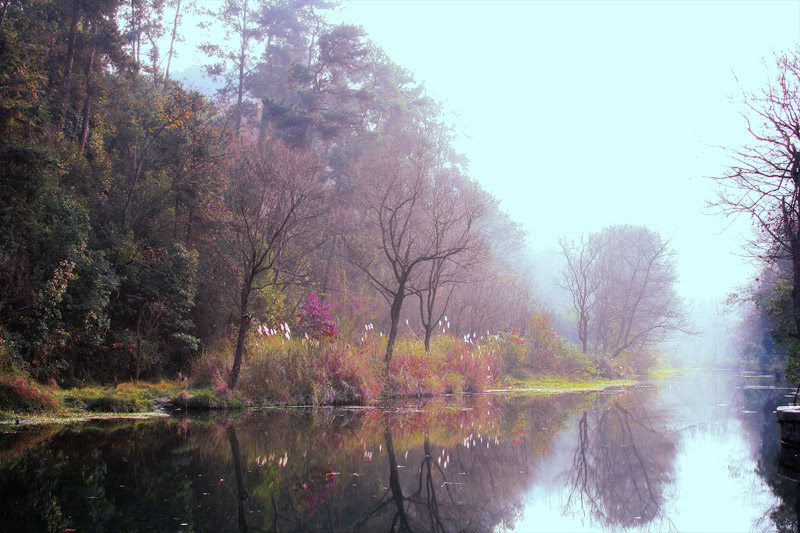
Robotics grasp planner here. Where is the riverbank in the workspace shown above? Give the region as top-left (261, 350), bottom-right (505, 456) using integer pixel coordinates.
top-left (0, 373), bottom-right (644, 425)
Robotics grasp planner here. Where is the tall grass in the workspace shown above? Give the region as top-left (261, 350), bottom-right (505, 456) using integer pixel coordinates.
top-left (189, 312), bottom-right (645, 407)
top-left (388, 335), bottom-right (501, 396)
top-left (193, 335), bottom-right (384, 405)
top-left (192, 331), bottom-right (505, 405)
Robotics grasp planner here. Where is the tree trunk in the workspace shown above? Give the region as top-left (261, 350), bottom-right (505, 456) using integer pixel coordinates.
top-left (57, 10), bottom-right (81, 129)
top-left (173, 194), bottom-right (180, 239)
top-left (185, 206), bottom-right (193, 247)
top-left (236, 56), bottom-right (244, 133)
top-left (792, 242), bottom-right (800, 338)
top-left (235, 0), bottom-right (247, 135)
top-left (228, 284), bottom-right (251, 389)
top-left (131, 0), bottom-right (140, 65)
top-left (423, 325), bottom-right (433, 354)
top-left (78, 23), bottom-right (97, 152)
top-left (163, 0), bottom-right (181, 90)
top-left (385, 286), bottom-right (405, 365)
top-left (579, 315), bottom-right (588, 354)
top-left (134, 313), bottom-right (143, 383)
top-left (0, 0), bottom-right (11, 30)
top-left (79, 93), bottom-right (93, 151)
top-left (384, 426), bottom-right (411, 532)
top-left (227, 425), bottom-right (249, 533)
top-left (320, 231), bottom-right (337, 294)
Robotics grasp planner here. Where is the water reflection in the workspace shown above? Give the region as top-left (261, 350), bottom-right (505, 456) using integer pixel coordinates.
top-left (0, 372), bottom-right (796, 532)
top-left (565, 397), bottom-right (678, 530)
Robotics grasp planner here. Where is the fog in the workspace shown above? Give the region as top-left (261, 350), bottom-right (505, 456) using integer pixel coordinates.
top-left (156, 1), bottom-right (800, 368)
top-left (325, 0), bottom-right (800, 301)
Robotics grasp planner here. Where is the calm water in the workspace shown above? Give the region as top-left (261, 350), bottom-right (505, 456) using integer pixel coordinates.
top-left (0, 370), bottom-right (796, 532)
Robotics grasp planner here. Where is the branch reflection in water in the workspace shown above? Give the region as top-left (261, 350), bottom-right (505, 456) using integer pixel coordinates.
top-left (564, 394), bottom-right (679, 531)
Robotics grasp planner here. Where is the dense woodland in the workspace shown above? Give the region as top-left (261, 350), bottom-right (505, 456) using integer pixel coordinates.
top-left (6, 0), bottom-right (785, 405)
top-left (0, 0), bottom-right (544, 392)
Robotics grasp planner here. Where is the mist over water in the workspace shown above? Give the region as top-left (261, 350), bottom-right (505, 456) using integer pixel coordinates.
top-left (0, 371), bottom-right (793, 532)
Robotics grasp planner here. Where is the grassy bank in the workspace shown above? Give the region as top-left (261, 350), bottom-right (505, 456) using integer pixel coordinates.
top-left (0, 376), bottom-right (245, 423)
top-left (0, 331), bottom-right (654, 422)
top-left (0, 374), bottom-right (637, 424)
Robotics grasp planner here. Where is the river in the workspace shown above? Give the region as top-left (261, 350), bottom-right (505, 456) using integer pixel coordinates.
top-left (0, 370), bottom-right (795, 532)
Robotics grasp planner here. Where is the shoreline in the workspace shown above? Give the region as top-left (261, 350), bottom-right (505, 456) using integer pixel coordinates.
top-left (0, 375), bottom-right (642, 426)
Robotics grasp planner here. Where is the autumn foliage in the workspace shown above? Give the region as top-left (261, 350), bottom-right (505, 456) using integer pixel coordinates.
top-left (0, 0), bottom-right (627, 411)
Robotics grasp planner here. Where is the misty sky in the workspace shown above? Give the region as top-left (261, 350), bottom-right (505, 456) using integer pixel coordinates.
top-left (328, 1), bottom-right (800, 301)
top-left (178, 0), bottom-right (800, 301)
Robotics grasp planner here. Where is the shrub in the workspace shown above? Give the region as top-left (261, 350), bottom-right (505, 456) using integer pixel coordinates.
top-left (0, 374), bottom-right (59, 413)
top-left (228, 334), bottom-right (382, 406)
top-left (552, 345), bottom-right (596, 377)
top-left (485, 331), bottom-right (528, 377)
top-left (297, 293), bottom-right (337, 342)
top-left (590, 353), bottom-right (635, 379)
top-left (487, 315), bottom-right (600, 379)
top-left (387, 335), bottom-right (501, 396)
top-left (171, 388), bottom-right (242, 410)
top-left (619, 350), bottom-right (658, 376)
top-left (190, 346), bottom-right (230, 389)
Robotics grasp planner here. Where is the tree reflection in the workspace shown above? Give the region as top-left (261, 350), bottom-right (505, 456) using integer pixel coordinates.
top-left (356, 420), bottom-right (535, 532)
top-left (741, 382), bottom-right (800, 532)
top-left (227, 425), bottom-right (250, 533)
top-left (0, 394), bottom-right (589, 532)
top-left (566, 398), bottom-right (678, 530)
top-left (359, 426), bottom-right (467, 532)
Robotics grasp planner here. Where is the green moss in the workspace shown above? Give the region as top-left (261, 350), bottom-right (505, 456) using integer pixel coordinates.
top-left (497, 374), bottom-right (636, 393)
top-left (57, 380), bottom-right (183, 413)
top-left (647, 367), bottom-right (687, 379)
top-left (171, 388), bottom-right (244, 410)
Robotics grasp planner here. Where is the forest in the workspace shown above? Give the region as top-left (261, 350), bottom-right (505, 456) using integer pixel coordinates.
top-left (0, 0), bottom-right (793, 413)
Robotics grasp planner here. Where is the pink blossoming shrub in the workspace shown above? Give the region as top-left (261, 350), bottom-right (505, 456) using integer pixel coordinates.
top-left (297, 293), bottom-right (337, 342)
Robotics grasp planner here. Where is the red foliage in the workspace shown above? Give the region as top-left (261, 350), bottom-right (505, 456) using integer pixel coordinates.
top-left (297, 292), bottom-right (337, 341)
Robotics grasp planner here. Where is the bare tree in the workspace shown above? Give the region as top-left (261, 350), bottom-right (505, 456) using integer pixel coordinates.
top-left (560, 226), bottom-right (686, 360)
top-left (566, 398), bottom-right (678, 530)
top-left (594, 226), bottom-right (686, 358)
top-left (448, 262), bottom-right (535, 338)
top-left (343, 125), bottom-right (482, 364)
top-left (413, 170), bottom-right (487, 353)
top-left (446, 201), bottom-right (531, 337)
top-left (711, 51), bottom-right (800, 341)
top-left (223, 140), bottom-right (324, 389)
top-left (559, 233), bottom-right (602, 353)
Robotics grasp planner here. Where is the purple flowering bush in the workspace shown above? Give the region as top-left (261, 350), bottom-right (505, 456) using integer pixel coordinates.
top-left (297, 293), bottom-right (337, 342)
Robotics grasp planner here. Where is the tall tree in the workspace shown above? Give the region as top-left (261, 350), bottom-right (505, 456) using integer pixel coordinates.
top-left (222, 139), bottom-right (324, 389)
top-left (559, 233), bottom-right (602, 353)
top-left (559, 226), bottom-right (686, 360)
top-left (162, 0), bottom-right (191, 89)
top-left (199, 0), bottom-right (265, 133)
top-left (343, 123), bottom-right (482, 364)
top-left (712, 51), bottom-right (800, 356)
top-left (413, 169), bottom-right (486, 353)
